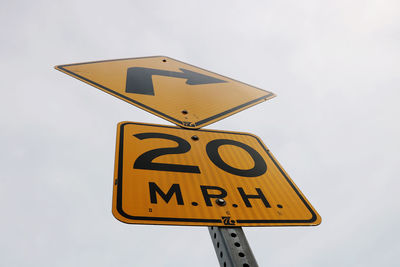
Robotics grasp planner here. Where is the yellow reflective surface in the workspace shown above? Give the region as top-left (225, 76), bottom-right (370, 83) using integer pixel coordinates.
top-left (55, 56), bottom-right (275, 129)
top-left (112, 122), bottom-right (321, 227)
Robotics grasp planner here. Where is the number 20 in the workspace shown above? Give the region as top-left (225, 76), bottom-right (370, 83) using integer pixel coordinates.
top-left (133, 133), bottom-right (267, 177)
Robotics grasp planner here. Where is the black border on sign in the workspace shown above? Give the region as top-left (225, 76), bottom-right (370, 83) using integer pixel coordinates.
top-left (55, 56), bottom-right (275, 128)
top-left (115, 122), bottom-right (318, 225)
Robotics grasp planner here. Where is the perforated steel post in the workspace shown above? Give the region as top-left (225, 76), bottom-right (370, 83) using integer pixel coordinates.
top-left (208, 226), bottom-right (258, 267)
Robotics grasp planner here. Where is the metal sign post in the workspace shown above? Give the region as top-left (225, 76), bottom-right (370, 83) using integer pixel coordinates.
top-left (209, 226), bottom-right (258, 267)
top-left (56, 56), bottom-right (320, 267)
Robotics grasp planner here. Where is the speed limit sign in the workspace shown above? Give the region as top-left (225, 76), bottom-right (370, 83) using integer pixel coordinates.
top-left (112, 122), bottom-right (321, 227)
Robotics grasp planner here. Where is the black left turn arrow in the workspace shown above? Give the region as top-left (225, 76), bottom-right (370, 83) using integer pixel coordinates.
top-left (125, 67), bottom-right (227, 96)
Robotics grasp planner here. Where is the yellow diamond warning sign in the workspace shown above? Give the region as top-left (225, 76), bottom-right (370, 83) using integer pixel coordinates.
top-left (55, 56), bottom-right (275, 129)
top-left (112, 122), bottom-right (321, 227)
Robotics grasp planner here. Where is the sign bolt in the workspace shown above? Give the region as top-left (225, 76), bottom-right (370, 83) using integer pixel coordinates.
top-left (191, 135), bottom-right (199, 141)
top-left (216, 198), bottom-right (226, 206)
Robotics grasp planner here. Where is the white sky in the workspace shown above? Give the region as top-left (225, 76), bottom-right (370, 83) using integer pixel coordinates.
top-left (1, 0), bottom-right (399, 266)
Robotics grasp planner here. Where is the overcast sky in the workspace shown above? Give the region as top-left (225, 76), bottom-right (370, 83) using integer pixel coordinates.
top-left (1, 0), bottom-right (399, 266)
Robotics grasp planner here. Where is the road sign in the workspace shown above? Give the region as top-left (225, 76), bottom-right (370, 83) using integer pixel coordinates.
top-left (112, 122), bottom-right (321, 227)
top-left (55, 56), bottom-right (275, 129)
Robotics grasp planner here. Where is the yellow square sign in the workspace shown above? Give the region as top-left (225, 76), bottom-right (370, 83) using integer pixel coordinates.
top-left (112, 122), bottom-right (321, 227)
top-left (55, 56), bottom-right (275, 129)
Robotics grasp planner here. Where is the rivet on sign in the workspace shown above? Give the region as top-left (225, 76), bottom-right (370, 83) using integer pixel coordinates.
top-left (162, 59), bottom-right (167, 62)
top-left (191, 135), bottom-right (199, 141)
top-left (216, 198), bottom-right (226, 206)
top-left (182, 110), bottom-right (188, 115)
